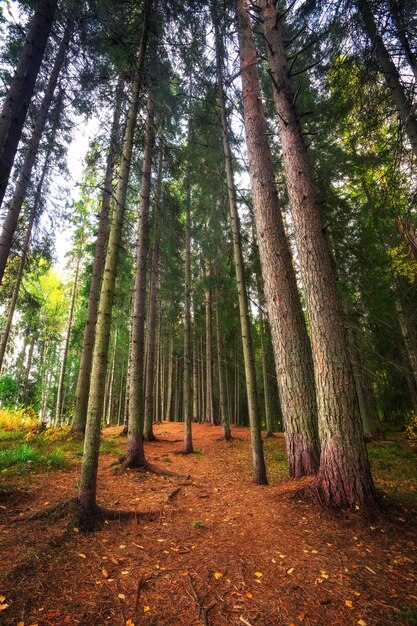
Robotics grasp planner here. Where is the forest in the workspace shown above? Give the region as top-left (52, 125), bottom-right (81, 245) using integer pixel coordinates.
top-left (0, 0), bottom-right (416, 624)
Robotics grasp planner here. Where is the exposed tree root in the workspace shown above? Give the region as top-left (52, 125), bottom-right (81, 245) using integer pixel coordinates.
top-left (264, 432), bottom-right (277, 439)
top-left (185, 574), bottom-right (216, 626)
top-left (112, 456), bottom-right (189, 479)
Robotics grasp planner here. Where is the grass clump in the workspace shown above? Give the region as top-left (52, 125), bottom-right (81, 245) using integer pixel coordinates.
top-left (0, 443), bottom-right (67, 472)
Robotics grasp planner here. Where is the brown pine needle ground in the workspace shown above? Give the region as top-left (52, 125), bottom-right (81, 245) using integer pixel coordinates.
top-left (0, 423), bottom-right (416, 625)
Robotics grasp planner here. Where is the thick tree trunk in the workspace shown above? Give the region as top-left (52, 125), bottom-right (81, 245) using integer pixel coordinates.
top-left (213, 12), bottom-right (267, 484)
top-left (125, 96), bottom-right (155, 466)
top-left (55, 257), bottom-right (80, 425)
top-left (236, 0), bottom-right (319, 476)
top-left (0, 11), bottom-right (69, 281)
top-left (77, 7), bottom-right (150, 521)
top-left (71, 77), bottom-right (125, 433)
top-left (356, 0), bottom-right (417, 157)
top-left (183, 178), bottom-right (194, 452)
top-left (258, 0), bottom-right (377, 509)
top-left (0, 0), bottom-right (58, 210)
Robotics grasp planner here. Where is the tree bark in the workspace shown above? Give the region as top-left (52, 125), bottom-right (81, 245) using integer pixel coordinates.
top-left (259, 0), bottom-right (377, 509)
top-left (213, 11), bottom-right (266, 483)
top-left (0, 10), bottom-right (69, 281)
top-left (356, 0), bottom-right (417, 157)
top-left (215, 288), bottom-right (231, 440)
top-left (236, 0), bottom-right (319, 476)
top-left (0, 0), bottom-right (58, 210)
top-left (125, 96), bottom-right (155, 466)
top-left (389, 0), bottom-right (417, 81)
top-left (71, 76), bottom-right (125, 433)
top-left (183, 171), bottom-right (194, 452)
top-left (77, 5), bottom-right (150, 521)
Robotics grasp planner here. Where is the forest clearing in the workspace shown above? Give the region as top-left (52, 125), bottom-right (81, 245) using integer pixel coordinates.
top-left (1, 0), bottom-right (417, 623)
top-left (0, 422), bottom-right (417, 626)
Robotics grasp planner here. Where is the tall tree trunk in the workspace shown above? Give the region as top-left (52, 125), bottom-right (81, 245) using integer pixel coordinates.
top-left (394, 286), bottom-right (417, 389)
top-left (55, 257), bottom-right (80, 425)
top-left (215, 289), bottom-right (231, 440)
top-left (259, 0), bottom-right (377, 509)
top-left (236, 0), bottom-right (319, 476)
top-left (213, 12), bottom-right (267, 484)
top-left (125, 96), bottom-right (155, 466)
top-left (356, 0), bottom-right (417, 157)
top-left (106, 328), bottom-right (118, 425)
top-left (77, 6), bottom-right (150, 523)
top-left (72, 77), bottom-right (125, 433)
top-left (143, 149), bottom-right (163, 439)
top-left (22, 335), bottom-right (36, 402)
top-left (204, 264), bottom-right (214, 424)
top-left (183, 174), bottom-right (194, 453)
top-left (260, 311), bottom-right (273, 438)
top-left (166, 334), bottom-right (174, 421)
top-left (0, 0), bottom-right (58, 210)
top-left (0, 14), bottom-right (71, 282)
top-left (143, 228), bottom-right (160, 440)
top-left (192, 321), bottom-right (199, 422)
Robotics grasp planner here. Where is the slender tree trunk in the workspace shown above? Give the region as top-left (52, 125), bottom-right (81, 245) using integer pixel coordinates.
top-left (215, 289), bottom-right (231, 440)
top-left (236, 0), bottom-right (319, 476)
top-left (356, 0), bottom-right (417, 157)
top-left (125, 96), bottom-right (155, 466)
top-left (204, 265), bottom-right (214, 424)
top-left (192, 321), bottom-right (199, 422)
top-left (183, 174), bottom-right (194, 452)
top-left (143, 229), bottom-right (160, 440)
top-left (106, 328), bottom-right (118, 425)
top-left (77, 6), bottom-right (150, 522)
top-left (166, 334), bottom-right (174, 421)
top-left (213, 13), bottom-right (267, 484)
top-left (72, 77), bottom-right (125, 433)
top-left (394, 286), bottom-right (417, 388)
top-left (0, 0), bottom-right (58, 210)
top-left (0, 15), bottom-right (71, 282)
top-left (259, 0), bottom-right (377, 509)
top-left (260, 311), bottom-right (273, 438)
top-left (55, 257), bottom-right (80, 425)
top-left (22, 335), bottom-right (35, 401)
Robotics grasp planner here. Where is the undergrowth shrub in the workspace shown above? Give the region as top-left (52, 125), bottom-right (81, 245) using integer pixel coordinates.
top-left (0, 406), bottom-right (39, 432)
top-left (405, 414), bottom-right (417, 442)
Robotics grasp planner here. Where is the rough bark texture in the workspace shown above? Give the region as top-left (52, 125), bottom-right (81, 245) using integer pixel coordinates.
top-left (125, 96), bottom-right (155, 467)
top-left (236, 0), bottom-right (319, 477)
top-left (0, 17), bottom-right (72, 285)
top-left (356, 0), bottom-right (417, 158)
top-left (204, 265), bottom-right (214, 424)
top-left (78, 8), bottom-right (150, 518)
top-left (214, 11), bottom-right (267, 485)
top-left (215, 290), bottom-right (231, 441)
top-left (71, 77), bottom-right (124, 433)
top-left (259, 0), bottom-right (377, 509)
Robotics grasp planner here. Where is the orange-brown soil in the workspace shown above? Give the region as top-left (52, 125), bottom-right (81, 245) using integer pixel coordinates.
top-left (0, 423), bottom-right (416, 626)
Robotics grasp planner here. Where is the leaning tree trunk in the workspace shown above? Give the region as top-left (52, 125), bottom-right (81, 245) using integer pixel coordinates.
top-left (356, 0), bottom-right (417, 158)
top-left (71, 77), bottom-right (125, 433)
top-left (259, 0), bottom-right (377, 509)
top-left (236, 0), bottom-right (319, 476)
top-left (124, 96), bottom-right (155, 467)
top-left (77, 5), bottom-right (150, 523)
top-left (55, 256), bottom-right (80, 425)
top-left (0, 0), bottom-right (58, 210)
top-left (213, 11), bottom-right (267, 485)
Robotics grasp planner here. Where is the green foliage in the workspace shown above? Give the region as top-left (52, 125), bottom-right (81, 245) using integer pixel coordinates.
top-left (0, 406), bottom-right (39, 431)
top-left (405, 414), bottom-right (417, 442)
top-left (0, 443), bottom-right (67, 471)
top-left (0, 375), bottom-right (18, 406)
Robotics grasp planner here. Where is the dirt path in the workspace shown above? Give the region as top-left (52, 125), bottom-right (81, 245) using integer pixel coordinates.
top-left (0, 423), bottom-right (416, 625)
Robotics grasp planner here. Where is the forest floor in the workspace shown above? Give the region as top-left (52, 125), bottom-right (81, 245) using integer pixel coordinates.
top-left (0, 423), bottom-right (416, 626)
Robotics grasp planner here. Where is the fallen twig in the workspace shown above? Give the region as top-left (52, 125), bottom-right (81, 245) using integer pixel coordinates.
top-left (185, 574), bottom-right (216, 626)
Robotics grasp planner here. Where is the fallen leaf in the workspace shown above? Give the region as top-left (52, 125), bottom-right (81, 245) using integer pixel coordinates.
top-left (102, 569), bottom-right (109, 579)
top-left (17, 622), bottom-right (25, 626)
top-left (72, 527), bottom-right (79, 533)
top-left (144, 606), bottom-right (151, 612)
top-left (111, 556), bottom-right (120, 565)
top-left (126, 620), bottom-right (134, 626)
top-left (119, 544), bottom-right (126, 549)
top-left (0, 597), bottom-right (4, 603)
top-left (78, 553), bottom-right (87, 559)
top-left (246, 592), bottom-right (253, 598)
top-left (213, 572), bottom-right (222, 580)
top-left (254, 572), bottom-right (263, 578)
top-left (357, 621), bottom-right (367, 626)
top-left (345, 600), bottom-right (353, 608)
top-left (287, 568), bottom-right (294, 575)
top-left (118, 594), bottom-right (126, 600)
top-left (121, 571), bottom-right (129, 575)
top-left (0, 604), bottom-right (9, 612)
top-left (271, 558), bottom-right (276, 563)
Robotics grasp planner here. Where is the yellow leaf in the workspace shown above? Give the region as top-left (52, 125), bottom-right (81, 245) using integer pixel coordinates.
top-left (271, 558), bottom-right (276, 563)
top-left (121, 570), bottom-right (129, 575)
top-left (345, 600), bottom-right (353, 608)
top-left (357, 621), bottom-right (367, 626)
top-left (246, 592), bottom-right (253, 598)
top-left (311, 549), bottom-right (318, 554)
top-left (0, 604), bottom-right (9, 612)
top-left (17, 622), bottom-right (25, 626)
top-left (287, 568), bottom-right (294, 575)
top-left (144, 606), bottom-right (151, 612)
top-left (118, 594), bottom-right (126, 600)
top-left (72, 527), bottom-right (79, 533)
top-left (0, 596), bottom-right (5, 603)
top-left (213, 572), bottom-right (222, 580)
top-left (78, 553), bottom-right (87, 559)
top-left (101, 569), bottom-right (109, 579)
top-left (254, 572), bottom-right (263, 578)
top-left (126, 620), bottom-right (135, 626)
